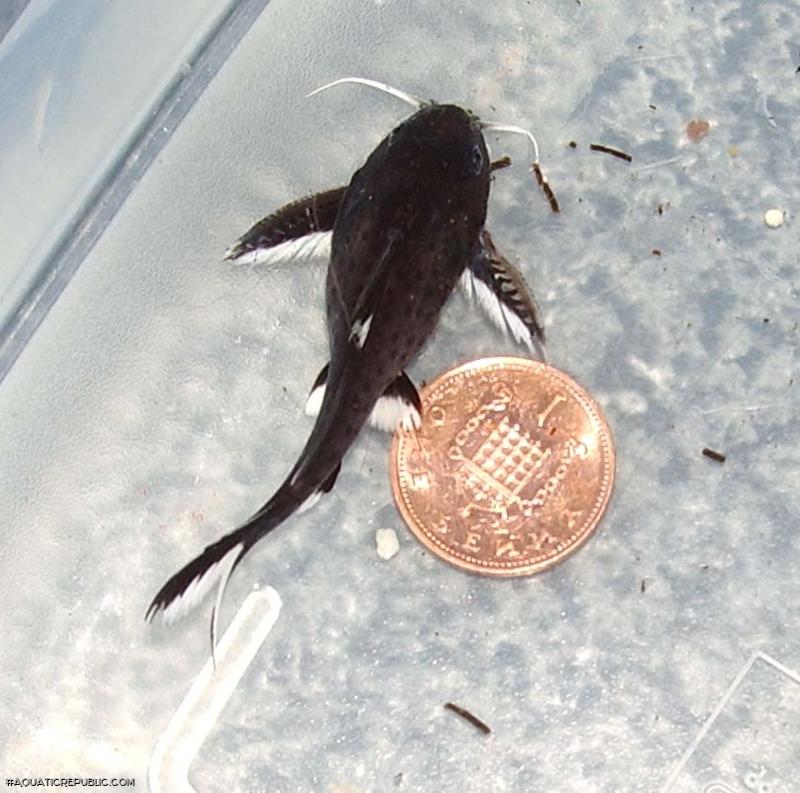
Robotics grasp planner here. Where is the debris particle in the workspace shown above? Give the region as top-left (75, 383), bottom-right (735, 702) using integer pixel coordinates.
top-left (686, 119), bottom-right (711, 142)
top-left (490, 156), bottom-right (512, 172)
top-left (649, 104), bottom-right (657, 110)
top-left (444, 702), bottom-right (492, 735)
top-left (702, 447), bottom-right (726, 463)
top-left (727, 144), bottom-right (739, 157)
top-left (762, 317), bottom-right (770, 324)
top-left (652, 249), bottom-right (662, 256)
top-left (640, 579), bottom-right (647, 593)
top-left (764, 208), bottom-right (785, 228)
top-left (568, 140), bottom-right (578, 148)
top-left (375, 528), bottom-right (400, 560)
top-left (589, 143), bottom-right (633, 162)
top-left (531, 162), bottom-right (560, 213)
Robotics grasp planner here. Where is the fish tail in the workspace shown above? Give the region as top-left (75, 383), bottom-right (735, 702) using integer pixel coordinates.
top-left (146, 466), bottom-right (338, 631)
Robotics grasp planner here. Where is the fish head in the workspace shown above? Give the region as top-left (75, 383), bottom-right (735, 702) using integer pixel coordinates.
top-left (390, 103), bottom-right (491, 200)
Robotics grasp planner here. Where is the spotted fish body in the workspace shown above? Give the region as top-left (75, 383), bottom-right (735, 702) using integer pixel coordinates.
top-left (300, 105), bottom-right (490, 485)
top-left (147, 102), bottom-right (544, 634)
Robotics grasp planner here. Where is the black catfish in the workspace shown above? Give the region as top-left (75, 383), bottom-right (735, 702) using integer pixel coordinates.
top-left (147, 79), bottom-right (551, 647)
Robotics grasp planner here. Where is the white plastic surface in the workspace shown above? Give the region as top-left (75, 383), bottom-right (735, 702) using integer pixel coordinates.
top-left (0, 0), bottom-right (243, 370)
top-left (1, 1), bottom-right (798, 790)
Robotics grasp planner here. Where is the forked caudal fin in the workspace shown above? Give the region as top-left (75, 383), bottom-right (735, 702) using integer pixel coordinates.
top-left (145, 534), bottom-right (246, 626)
top-left (146, 468), bottom-right (337, 659)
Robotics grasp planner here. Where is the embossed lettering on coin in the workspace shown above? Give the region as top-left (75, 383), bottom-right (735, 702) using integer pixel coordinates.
top-left (390, 357), bottom-right (615, 576)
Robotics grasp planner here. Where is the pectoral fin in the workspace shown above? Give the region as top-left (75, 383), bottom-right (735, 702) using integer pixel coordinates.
top-left (225, 186), bottom-right (346, 265)
top-left (461, 229), bottom-right (546, 360)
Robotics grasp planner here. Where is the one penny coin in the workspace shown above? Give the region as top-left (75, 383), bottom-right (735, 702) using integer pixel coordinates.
top-left (390, 357), bottom-right (615, 576)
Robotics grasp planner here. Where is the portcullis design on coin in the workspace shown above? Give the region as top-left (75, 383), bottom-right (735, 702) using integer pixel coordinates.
top-left (390, 358), bottom-right (615, 576)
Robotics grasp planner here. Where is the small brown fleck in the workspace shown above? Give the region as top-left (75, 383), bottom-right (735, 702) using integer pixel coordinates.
top-left (490, 156), bottom-right (512, 172)
top-left (652, 249), bottom-right (662, 256)
top-left (649, 104), bottom-right (657, 110)
top-left (444, 702), bottom-right (492, 735)
top-left (640, 578), bottom-right (647, 593)
top-left (568, 140), bottom-right (578, 149)
top-left (589, 143), bottom-right (633, 162)
top-left (531, 163), bottom-right (560, 213)
top-left (702, 447), bottom-right (726, 463)
top-left (686, 119), bottom-right (711, 142)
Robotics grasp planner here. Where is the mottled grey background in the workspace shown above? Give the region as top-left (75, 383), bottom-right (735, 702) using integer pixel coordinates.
top-left (0, 0), bottom-right (798, 791)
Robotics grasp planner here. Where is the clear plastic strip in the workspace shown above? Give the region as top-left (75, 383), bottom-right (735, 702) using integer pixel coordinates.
top-left (0, 0), bottom-right (273, 385)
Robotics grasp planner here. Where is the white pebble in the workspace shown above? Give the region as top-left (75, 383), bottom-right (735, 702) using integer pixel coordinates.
top-left (764, 208), bottom-right (785, 228)
top-left (375, 528), bottom-right (400, 560)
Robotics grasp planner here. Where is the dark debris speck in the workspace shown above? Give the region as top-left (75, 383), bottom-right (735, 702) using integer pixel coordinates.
top-left (702, 447), bottom-right (726, 463)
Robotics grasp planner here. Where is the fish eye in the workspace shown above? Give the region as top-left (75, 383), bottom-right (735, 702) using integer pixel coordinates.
top-left (471, 144), bottom-right (484, 174)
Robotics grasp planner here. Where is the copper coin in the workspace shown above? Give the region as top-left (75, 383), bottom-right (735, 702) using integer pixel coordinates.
top-left (390, 357), bottom-right (615, 576)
